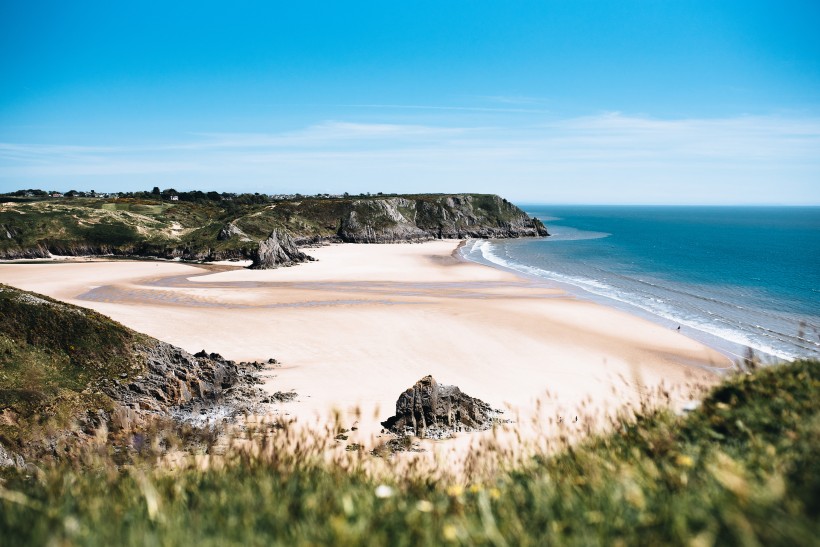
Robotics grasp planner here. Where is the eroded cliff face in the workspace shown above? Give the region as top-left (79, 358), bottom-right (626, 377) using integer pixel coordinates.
top-left (338, 195), bottom-right (548, 243)
top-left (249, 229), bottom-right (315, 269)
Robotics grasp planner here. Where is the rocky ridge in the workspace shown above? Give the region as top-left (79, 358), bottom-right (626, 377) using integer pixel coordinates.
top-left (95, 344), bottom-right (271, 425)
top-left (249, 229), bottom-right (315, 269)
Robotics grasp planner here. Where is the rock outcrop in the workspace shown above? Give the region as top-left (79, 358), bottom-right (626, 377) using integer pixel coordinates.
top-left (97, 344), bottom-right (262, 416)
top-left (217, 222), bottom-right (252, 242)
top-left (381, 375), bottom-right (499, 438)
top-left (249, 229), bottom-right (315, 269)
top-left (338, 195), bottom-right (548, 243)
top-left (0, 284), bottom-right (292, 463)
top-left (0, 443), bottom-right (25, 469)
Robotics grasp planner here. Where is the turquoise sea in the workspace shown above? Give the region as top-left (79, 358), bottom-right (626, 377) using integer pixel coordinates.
top-left (461, 206), bottom-right (820, 361)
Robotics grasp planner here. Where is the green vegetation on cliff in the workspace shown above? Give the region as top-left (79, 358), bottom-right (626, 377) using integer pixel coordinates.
top-left (0, 287), bottom-right (816, 547)
top-left (0, 286), bottom-right (262, 464)
top-left (0, 285), bottom-right (147, 449)
top-left (0, 193), bottom-right (547, 260)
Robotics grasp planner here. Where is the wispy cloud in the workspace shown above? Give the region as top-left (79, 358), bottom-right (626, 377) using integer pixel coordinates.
top-left (1, 114), bottom-right (819, 203)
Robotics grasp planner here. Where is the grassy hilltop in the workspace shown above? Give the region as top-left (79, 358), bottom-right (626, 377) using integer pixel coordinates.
top-left (0, 287), bottom-right (817, 545)
top-left (0, 192), bottom-right (547, 260)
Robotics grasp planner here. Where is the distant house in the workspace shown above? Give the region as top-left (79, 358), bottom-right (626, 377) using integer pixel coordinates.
top-left (169, 195), bottom-right (179, 201)
top-left (51, 193), bottom-right (64, 198)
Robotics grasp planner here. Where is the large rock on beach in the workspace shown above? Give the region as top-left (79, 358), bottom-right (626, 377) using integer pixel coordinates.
top-left (381, 375), bottom-right (498, 438)
top-left (250, 229), bottom-right (314, 269)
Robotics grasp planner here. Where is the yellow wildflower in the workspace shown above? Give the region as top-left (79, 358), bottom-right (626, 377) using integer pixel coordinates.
top-left (676, 454), bottom-right (694, 467)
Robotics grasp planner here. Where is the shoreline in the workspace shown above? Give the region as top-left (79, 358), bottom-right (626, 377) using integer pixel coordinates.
top-left (459, 238), bottom-right (776, 364)
top-left (0, 240), bottom-right (732, 453)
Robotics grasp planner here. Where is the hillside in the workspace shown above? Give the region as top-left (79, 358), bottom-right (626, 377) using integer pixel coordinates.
top-left (0, 193), bottom-right (548, 260)
top-left (0, 284), bottom-right (267, 464)
top-left (0, 335), bottom-right (816, 543)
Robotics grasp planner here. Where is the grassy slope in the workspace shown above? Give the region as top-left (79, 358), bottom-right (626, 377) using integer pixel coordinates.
top-left (0, 198), bottom-right (229, 256)
top-left (0, 193), bottom-right (536, 258)
top-left (0, 285), bottom-right (148, 449)
top-left (1, 359), bottom-right (817, 546)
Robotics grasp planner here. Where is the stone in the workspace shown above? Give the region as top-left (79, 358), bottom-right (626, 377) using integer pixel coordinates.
top-left (0, 443), bottom-right (25, 469)
top-left (381, 375), bottom-right (499, 438)
top-left (249, 229), bottom-right (315, 269)
top-left (217, 222), bottom-right (252, 242)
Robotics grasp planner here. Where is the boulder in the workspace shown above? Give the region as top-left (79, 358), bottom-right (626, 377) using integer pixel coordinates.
top-left (381, 375), bottom-right (498, 437)
top-left (249, 229), bottom-right (314, 269)
top-left (217, 222), bottom-right (252, 242)
top-left (0, 443), bottom-right (25, 469)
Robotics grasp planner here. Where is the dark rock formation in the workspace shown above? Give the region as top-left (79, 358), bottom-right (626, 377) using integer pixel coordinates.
top-left (249, 229), bottom-right (315, 269)
top-left (381, 375), bottom-right (499, 438)
top-left (263, 391), bottom-right (298, 403)
top-left (94, 343), bottom-right (270, 428)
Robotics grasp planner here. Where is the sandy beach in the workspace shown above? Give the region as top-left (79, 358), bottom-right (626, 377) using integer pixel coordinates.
top-left (0, 240), bottom-right (732, 452)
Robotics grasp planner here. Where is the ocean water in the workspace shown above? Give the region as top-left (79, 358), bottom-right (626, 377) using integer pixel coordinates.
top-left (461, 206), bottom-right (820, 361)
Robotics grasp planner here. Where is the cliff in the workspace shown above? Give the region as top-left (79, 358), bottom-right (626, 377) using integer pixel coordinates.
top-left (0, 193), bottom-right (547, 261)
top-left (337, 194), bottom-right (547, 243)
top-left (0, 284), bottom-right (270, 464)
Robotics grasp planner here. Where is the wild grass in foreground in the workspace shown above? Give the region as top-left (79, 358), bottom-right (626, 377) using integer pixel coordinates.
top-left (1, 360), bottom-right (818, 546)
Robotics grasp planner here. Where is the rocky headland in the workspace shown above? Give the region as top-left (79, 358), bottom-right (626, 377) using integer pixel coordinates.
top-left (0, 193), bottom-right (548, 262)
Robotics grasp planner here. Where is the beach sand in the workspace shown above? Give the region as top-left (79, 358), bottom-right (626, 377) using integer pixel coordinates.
top-left (0, 241), bottom-right (732, 458)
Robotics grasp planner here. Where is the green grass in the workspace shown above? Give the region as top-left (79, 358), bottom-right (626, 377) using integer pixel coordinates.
top-left (0, 285), bottom-right (147, 448)
top-left (1, 359), bottom-right (817, 546)
top-left (99, 202), bottom-right (168, 215)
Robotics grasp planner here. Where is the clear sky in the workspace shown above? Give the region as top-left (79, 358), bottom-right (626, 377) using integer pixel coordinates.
top-left (1, 0), bottom-right (818, 204)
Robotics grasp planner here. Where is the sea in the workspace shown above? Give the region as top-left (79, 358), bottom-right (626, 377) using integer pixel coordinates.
top-left (461, 206), bottom-right (820, 362)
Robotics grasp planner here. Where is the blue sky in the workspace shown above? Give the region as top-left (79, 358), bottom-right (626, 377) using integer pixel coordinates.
top-left (1, 1), bottom-right (818, 204)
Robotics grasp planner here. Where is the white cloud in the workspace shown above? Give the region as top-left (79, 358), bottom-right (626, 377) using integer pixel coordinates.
top-left (1, 114), bottom-right (819, 203)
